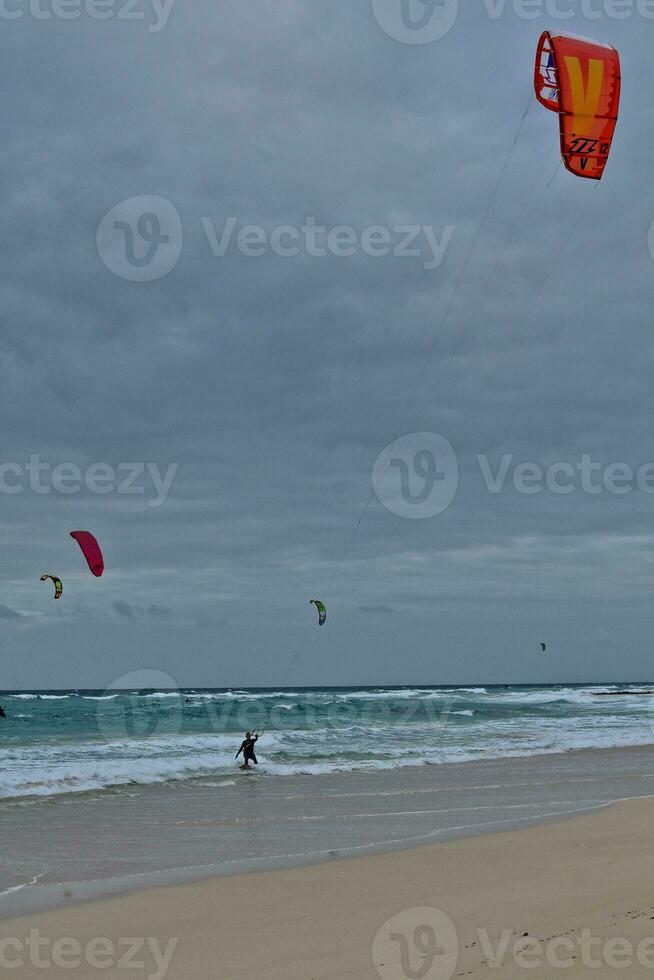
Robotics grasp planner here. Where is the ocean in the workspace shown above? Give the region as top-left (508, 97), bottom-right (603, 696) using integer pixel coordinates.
top-left (2, 683), bottom-right (654, 800)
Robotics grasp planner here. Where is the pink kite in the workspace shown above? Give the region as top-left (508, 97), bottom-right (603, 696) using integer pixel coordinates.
top-left (69, 531), bottom-right (104, 577)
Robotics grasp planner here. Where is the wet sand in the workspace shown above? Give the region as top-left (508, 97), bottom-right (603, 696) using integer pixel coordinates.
top-left (4, 744), bottom-right (654, 917)
top-left (0, 747), bottom-right (654, 917)
top-left (4, 793), bottom-right (654, 978)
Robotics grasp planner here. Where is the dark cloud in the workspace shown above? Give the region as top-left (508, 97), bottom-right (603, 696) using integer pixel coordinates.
top-left (113, 601), bottom-right (136, 620)
top-left (0, 605), bottom-right (22, 620)
top-left (147, 604), bottom-right (171, 617)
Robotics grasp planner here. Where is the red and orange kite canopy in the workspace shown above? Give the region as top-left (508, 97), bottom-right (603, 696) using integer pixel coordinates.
top-left (70, 530), bottom-right (104, 577)
top-left (534, 31), bottom-right (621, 180)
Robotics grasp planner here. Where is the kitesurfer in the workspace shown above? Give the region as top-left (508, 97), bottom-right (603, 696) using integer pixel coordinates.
top-left (236, 731), bottom-right (261, 770)
top-left (0, 706), bottom-right (6, 718)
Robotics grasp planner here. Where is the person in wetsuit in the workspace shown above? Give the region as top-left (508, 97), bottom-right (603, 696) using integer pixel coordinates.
top-left (0, 706), bottom-right (6, 718)
top-left (236, 731), bottom-right (261, 769)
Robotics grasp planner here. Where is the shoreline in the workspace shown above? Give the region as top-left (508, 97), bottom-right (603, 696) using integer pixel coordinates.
top-left (5, 795), bottom-right (654, 978)
top-left (3, 733), bottom-right (654, 805)
top-left (3, 741), bottom-right (654, 921)
top-left (5, 681), bottom-right (654, 800)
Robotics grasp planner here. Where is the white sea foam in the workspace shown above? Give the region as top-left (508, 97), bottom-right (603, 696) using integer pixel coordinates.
top-left (2, 685), bottom-right (654, 800)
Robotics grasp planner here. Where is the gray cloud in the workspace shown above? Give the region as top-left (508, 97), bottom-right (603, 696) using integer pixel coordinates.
top-left (113, 601), bottom-right (136, 620)
top-left (0, 605), bottom-right (22, 620)
top-left (1, 4), bottom-right (651, 687)
top-left (147, 604), bottom-right (171, 617)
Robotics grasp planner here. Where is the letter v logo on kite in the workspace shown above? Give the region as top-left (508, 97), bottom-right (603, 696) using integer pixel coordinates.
top-left (563, 56), bottom-right (604, 139)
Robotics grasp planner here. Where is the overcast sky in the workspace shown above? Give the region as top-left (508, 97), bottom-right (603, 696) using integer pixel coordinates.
top-left (2, 0), bottom-right (654, 688)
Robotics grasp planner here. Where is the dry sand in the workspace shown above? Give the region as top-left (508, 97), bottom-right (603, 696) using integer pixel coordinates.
top-left (4, 795), bottom-right (654, 979)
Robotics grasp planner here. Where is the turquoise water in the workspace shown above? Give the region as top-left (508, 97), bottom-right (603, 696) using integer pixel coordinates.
top-left (1, 684), bottom-right (654, 799)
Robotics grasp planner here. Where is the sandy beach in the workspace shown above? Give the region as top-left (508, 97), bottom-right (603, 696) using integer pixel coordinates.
top-left (3, 792), bottom-right (654, 979)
